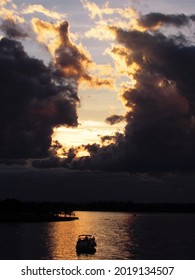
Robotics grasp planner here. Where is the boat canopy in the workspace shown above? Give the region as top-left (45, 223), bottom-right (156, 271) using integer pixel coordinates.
top-left (78, 234), bottom-right (94, 239)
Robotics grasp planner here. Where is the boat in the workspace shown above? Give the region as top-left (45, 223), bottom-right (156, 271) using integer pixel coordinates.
top-left (76, 234), bottom-right (97, 254)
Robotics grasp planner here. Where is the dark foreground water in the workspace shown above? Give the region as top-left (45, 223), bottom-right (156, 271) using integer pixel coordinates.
top-left (0, 211), bottom-right (195, 260)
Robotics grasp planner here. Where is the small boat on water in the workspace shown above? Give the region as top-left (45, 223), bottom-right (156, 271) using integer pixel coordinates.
top-left (76, 234), bottom-right (97, 254)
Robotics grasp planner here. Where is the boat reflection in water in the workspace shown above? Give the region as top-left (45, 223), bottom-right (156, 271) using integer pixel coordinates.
top-left (76, 234), bottom-right (97, 255)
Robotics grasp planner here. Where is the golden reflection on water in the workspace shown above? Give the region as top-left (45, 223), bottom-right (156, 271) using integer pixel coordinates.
top-left (47, 220), bottom-right (79, 259)
top-left (1, 213), bottom-right (195, 260)
top-left (46, 211), bottom-right (136, 260)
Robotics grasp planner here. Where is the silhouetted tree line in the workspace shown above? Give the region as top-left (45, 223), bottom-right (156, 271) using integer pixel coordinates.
top-left (1, 199), bottom-right (195, 214)
top-left (71, 201), bottom-right (195, 212)
top-left (0, 199), bottom-right (75, 216)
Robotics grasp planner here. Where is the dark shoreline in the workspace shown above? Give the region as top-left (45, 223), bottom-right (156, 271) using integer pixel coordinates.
top-left (73, 202), bottom-right (195, 213)
top-left (1, 199), bottom-right (195, 217)
top-left (0, 199), bottom-right (78, 223)
top-left (0, 214), bottom-right (78, 223)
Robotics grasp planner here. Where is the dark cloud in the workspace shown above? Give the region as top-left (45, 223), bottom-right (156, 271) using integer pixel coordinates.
top-left (31, 141), bottom-right (73, 169)
top-left (113, 28), bottom-right (195, 171)
top-left (55, 21), bottom-right (91, 80)
top-left (32, 157), bottom-right (61, 169)
top-left (100, 135), bottom-right (117, 143)
top-left (54, 21), bottom-right (113, 87)
top-left (105, 114), bottom-right (125, 125)
top-left (2, 166), bottom-right (195, 203)
top-left (138, 13), bottom-right (195, 29)
top-left (1, 167), bottom-right (195, 203)
top-left (0, 19), bottom-right (28, 38)
top-left (190, 15), bottom-right (195, 21)
top-left (0, 20), bottom-right (111, 161)
top-left (0, 159), bottom-right (26, 166)
top-left (0, 37), bottom-right (78, 159)
top-left (69, 20), bottom-right (195, 172)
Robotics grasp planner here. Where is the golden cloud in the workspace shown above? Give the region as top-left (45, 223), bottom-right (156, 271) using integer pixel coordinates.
top-left (32, 18), bottom-right (114, 89)
top-left (81, 0), bottom-right (138, 20)
top-left (0, 0), bottom-right (24, 23)
top-left (22, 4), bottom-right (65, 20)
top-left (85, 21), bottom-right (116, 40)
top-left (31, 18), bottom-right (60, 56)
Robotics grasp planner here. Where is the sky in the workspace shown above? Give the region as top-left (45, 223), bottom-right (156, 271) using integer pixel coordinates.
top-left (1, 166), bottom-right (195, 203)
top-left (1, 0), bottom-right (195, 174)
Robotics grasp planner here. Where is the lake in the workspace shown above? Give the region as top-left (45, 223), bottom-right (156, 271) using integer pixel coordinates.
top-left (0, 211), bottom-right (195, 260)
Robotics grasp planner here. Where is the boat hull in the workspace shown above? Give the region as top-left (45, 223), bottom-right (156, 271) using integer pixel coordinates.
top-left (76, 234), bottom-right (97, 254)
top-left (76, 247), bottom-right (96, 254)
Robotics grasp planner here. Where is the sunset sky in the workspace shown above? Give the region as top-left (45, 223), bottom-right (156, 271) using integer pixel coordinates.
top-left (1, 0), bottom-right (195, 172)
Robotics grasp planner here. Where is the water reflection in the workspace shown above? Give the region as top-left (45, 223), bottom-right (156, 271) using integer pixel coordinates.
top-left (0, 223), bottom-right (51, 259)
top-left (131, 213), bottom-right (195, 259)
top-left (47, 211), bottom-right (136, 260)
top-left (46, 220), bottom-right (78, 259)
top-left (1, 212), bottom-right (195, 259)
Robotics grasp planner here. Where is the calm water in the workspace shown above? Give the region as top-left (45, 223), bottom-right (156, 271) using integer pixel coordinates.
top-left (0, 211), bottom-right (195, 260)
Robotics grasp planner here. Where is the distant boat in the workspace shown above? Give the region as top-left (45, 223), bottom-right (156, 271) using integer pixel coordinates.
top-left (76, 234), bottom-right (97, 254)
